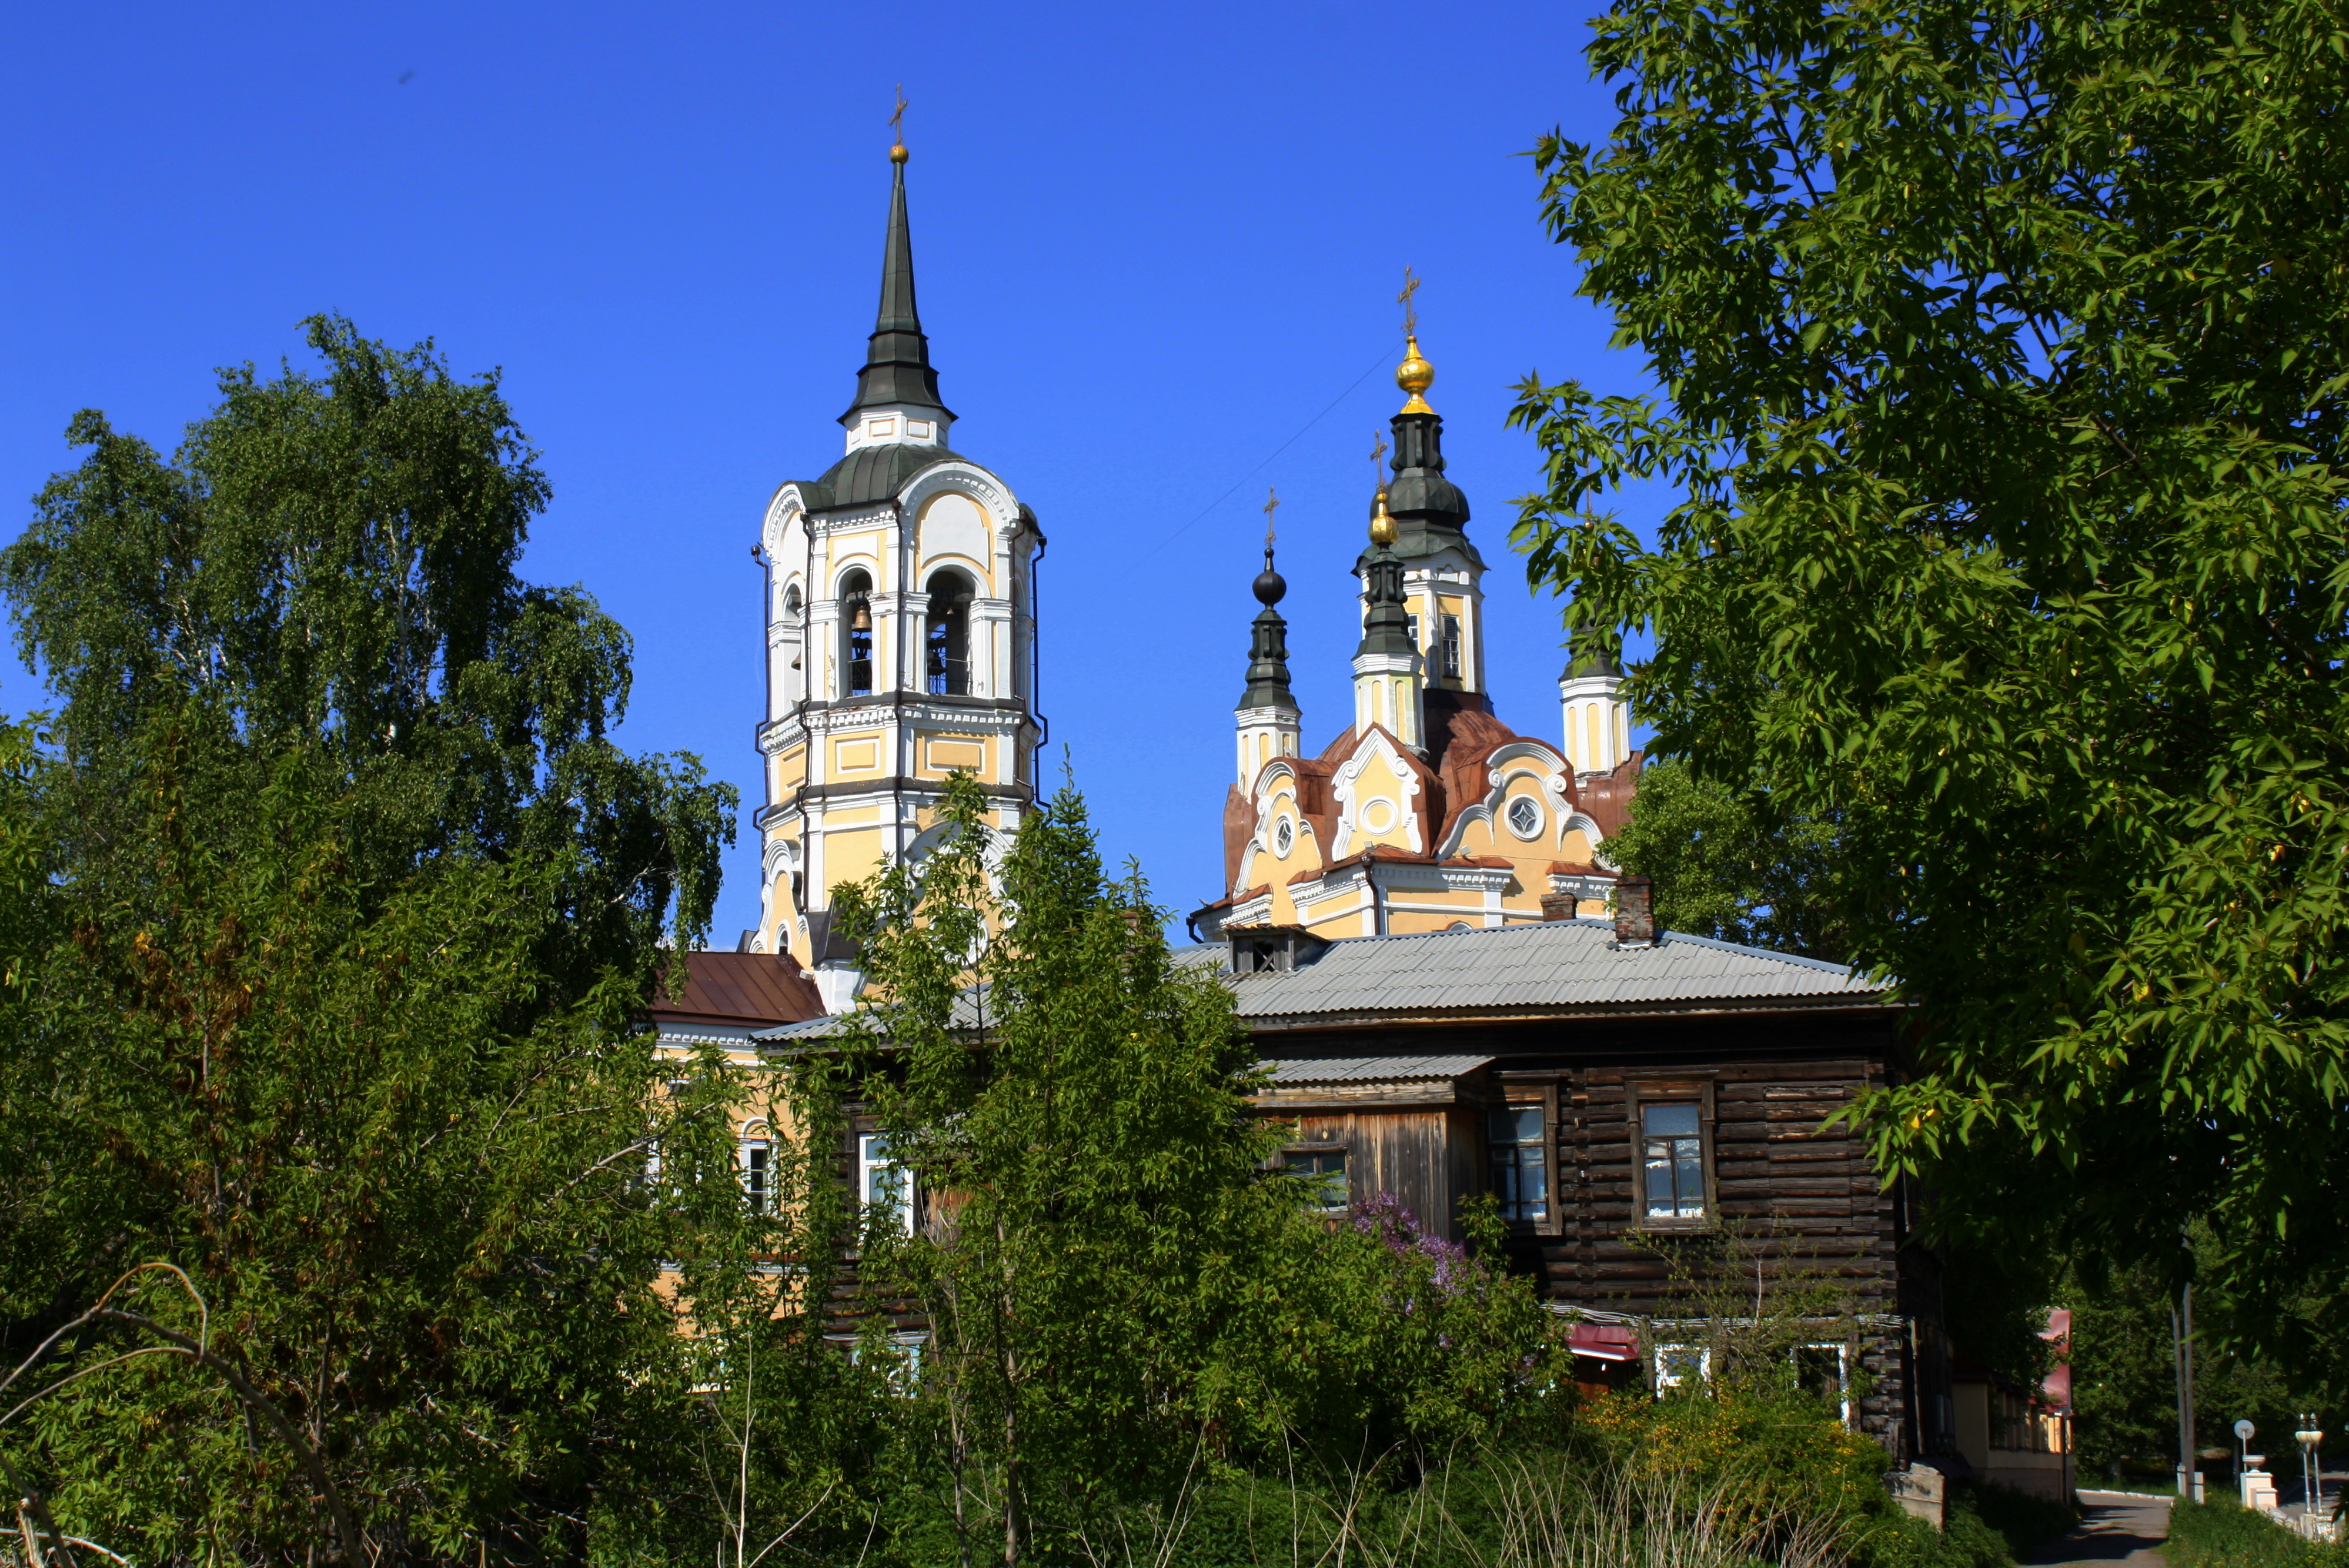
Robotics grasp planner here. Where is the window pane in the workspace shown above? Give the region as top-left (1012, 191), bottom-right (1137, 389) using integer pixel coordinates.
top-left (1491, 1105), bottom-right (1542, 1145)
top-left (1643, 1102), bottom-right (1699, 1136)
top-left (1644, 1149), bottom-right (1678, 1216)
top-left (1284, 1150), bottom-right (1347, 1208)
top-left (1675, 1148), bottom-right (1705, 1215)
top-left (1489, 1107), bottom-right (1547, 1221)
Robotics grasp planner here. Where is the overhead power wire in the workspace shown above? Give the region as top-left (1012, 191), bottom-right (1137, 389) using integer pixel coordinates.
top-left (1141, 343), bottom-right (1396, 563)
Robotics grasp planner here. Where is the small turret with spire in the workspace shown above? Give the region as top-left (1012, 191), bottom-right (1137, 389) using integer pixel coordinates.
top-left (1352, 474), bottom-right (1425, 749)
top-left (1559, 641), bottom-right (1629, 777)
top-left (1359, 271), bottom-right (1489, 724)
top-left (1235, 487), bottom-right (1303, 787)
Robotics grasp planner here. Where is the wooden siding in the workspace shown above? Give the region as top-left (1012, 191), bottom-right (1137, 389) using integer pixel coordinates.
top-left (1250, 1010), bottom-right (1927, 1460)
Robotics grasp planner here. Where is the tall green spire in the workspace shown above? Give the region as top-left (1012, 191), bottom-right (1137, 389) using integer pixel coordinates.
top-left (841, 152), bottom-right (951, 426)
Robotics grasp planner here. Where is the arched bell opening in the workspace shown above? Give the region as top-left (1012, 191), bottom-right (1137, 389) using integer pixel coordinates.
top-left (838, 569), bottom-right (875, 697)
top-left (924, 569), bottom-right (974, 697)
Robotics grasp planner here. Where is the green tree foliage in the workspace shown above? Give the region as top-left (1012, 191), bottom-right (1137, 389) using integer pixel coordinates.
top-left (0, 317), bottom-right (756, 1563)
top-left (1602, 757), bottom-right (1850, 960)
top-left (2067, 1241), bottom-right (2325, 1483)
top-left (1508, 0), bottom-right (2349, 1321)
top-left (830, 774), bottom-right (1555, 1566)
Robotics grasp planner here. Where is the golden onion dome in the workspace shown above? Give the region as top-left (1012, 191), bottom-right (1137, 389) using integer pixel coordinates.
top-left (1369, 487), bottom-right (1398, 546)
top-left (1395, 333), bottom-right (1435, 414)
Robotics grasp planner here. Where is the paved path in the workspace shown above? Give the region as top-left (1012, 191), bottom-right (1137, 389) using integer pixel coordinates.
top-left (2024, 1492), bottom-right (2174, 1568)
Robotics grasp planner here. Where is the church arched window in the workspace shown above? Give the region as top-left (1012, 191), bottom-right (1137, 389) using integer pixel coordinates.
top-left (925, 570), bottom-right (973, 696)
top-left (839, 569), bottom-right (874, 697)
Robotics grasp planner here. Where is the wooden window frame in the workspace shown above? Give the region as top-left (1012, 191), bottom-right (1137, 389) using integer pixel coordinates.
top-left (1626, 1075), bottom-right (1718, 1232)
top-left (1491, 1078), bottom-right (1562, 1239)
top-left (1280, 1140), bottom-right (1351, 1213)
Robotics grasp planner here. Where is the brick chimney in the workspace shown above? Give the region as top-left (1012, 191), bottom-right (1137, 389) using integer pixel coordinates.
top-left (1613, 874), bottom-right (1655, 947)
top-left (1539, 893), bottom-right (1578, 922)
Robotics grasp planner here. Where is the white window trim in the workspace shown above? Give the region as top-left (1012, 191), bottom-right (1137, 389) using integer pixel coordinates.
top-left (1799, 1341), bottom-right (1854, 1426)
top-left (1654, 1343), bottom-right (1713, 1392)
top-left (738, 1135), bottom-right (772, 1213)
top-left (858, 1132), bottom-right (914, 1235)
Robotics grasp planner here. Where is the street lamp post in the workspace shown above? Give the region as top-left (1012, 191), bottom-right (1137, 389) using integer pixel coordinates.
top-left (2295, 1415), bottom-right (2324, 1529)
top-left (2174, 1282), bottom-right (2202, 1502)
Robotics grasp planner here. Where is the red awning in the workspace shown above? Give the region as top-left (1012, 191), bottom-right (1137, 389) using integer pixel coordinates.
top-left (1570, 1323), bottom-right (1639, 1362)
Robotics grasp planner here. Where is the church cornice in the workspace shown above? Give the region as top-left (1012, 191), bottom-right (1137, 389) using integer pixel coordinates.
top-left (757, 696), bottom-right (1034, 757)
top-left (790, 776), bottom-right (1030, 808)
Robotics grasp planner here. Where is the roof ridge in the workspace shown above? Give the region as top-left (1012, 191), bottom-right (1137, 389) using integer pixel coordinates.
top-left (1654, 927), bottom-right (1875, 978)
top-left (1318, 917), bottom-right (1610, 948)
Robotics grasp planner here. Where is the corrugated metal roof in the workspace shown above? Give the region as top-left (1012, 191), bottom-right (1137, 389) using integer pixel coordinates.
top-left (650, 951), bottom-right (826, 1029)
top-left (1262, 1054), bottom-right (1493, 1084)
top-left (1229, 920), bottom-right (1890, 1024)
top-left (756, 924), bottom-right (1890, 1047)
top-left (754, 984), bottom-right (994, 1043)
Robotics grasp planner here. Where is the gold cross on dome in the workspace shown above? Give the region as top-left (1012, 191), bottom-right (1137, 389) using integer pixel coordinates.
top-left (1398, 267), bottom-right (1421, 338)
top-left (1262, 486), bottom-right (1280, 549)
top-left (1369, 429), bottom-right (1389, 486)
top-left (890, 85), bottom-right (908, 142)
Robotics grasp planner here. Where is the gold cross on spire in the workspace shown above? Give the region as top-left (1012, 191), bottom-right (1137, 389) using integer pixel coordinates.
top-left (1398, 267), bottom-right (1421, 339)
top-left (888, 85), bottom-right (910, 161)
top-left (1262, 486), bottom-right (1280, 551)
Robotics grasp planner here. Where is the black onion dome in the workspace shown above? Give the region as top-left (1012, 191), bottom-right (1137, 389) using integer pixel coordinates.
top-left (1563, 646), bottom-right (1623, 679)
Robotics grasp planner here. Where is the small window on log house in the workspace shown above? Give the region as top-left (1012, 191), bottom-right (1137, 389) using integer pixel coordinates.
top-left (1282, 1148), bottom-right (1348, 1211)
top-left (1489, 1104), bottom-right (1548, 1222)
top-left (1655, 1344), bottom-right (1710, 1390)
top-left (860, 1133), bottom-right (913, 1234)
top-left (1796, 1343), bottom-right (1852, 1425)
top-left (1641, 1102), bottom-right (1706, 1220)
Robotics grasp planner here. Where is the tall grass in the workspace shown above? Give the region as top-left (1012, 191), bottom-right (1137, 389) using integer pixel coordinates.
top-left (1057, 1437), bottom-right (1863, 1568)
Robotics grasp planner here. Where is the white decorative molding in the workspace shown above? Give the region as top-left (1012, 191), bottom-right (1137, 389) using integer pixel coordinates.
top-left (900, 463), bottom-right (1015, 530)
top-left (842, 402), bottom-right (954, 454)
top-left (1246, 754), bottom-right (1302, 799)
top-left (1549, 869), bottom-right (1616, 902)
top-left (1330, 731), bottom-right (1424, 858)
top-left (1559, 811), bottom-right (1616, 870)
top-left (1374, 860), bottom-right (1513, 895)
top-left (762, 835), bottom-right (800, 879)
top-left (809, 506), bottom-right (899, 537)
top-left (1432, 743), bottom-right (1573, 860)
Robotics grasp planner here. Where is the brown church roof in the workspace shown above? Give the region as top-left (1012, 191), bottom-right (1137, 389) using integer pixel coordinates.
top-left (650, 950), bottom-right (826, 1030)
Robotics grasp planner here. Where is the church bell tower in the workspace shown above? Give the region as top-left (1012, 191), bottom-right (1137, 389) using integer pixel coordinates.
top-left (751, 127), bottom-right (1044, 1005)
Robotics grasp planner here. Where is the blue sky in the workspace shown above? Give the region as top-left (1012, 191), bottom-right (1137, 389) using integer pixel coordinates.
top-left (0, 0), bottom-right (1669, 942)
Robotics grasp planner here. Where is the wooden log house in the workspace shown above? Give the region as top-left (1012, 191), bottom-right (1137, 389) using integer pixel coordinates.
top-left (1219, 881), bottom-right (1951, 1465)
top-left (750, 885), bottom-right (1955, 1465)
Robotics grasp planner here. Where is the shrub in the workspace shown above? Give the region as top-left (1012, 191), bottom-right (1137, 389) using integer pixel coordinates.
top-left (2167, 1497), bottom-right (2349, 1568)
